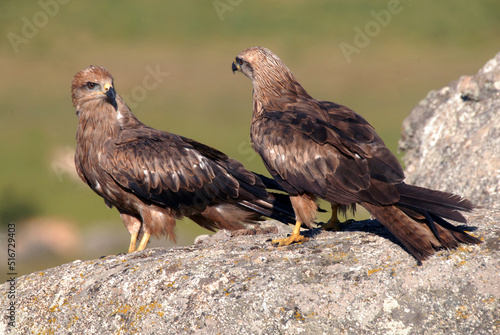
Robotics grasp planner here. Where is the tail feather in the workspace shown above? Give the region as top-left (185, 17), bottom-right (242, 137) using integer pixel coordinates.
top-left (397, 183), bottom-right (473, 223)
top-left (239, 192), bottom-right (295, 224)
top-left (241, 172), bottom-right (297, 224)
top-left (396, 183), bottom-right (474, 219)
top-left (396, 183), bottom-right (481, 250)
top-left (254, 172), bottom-right (285, 191)
top-left (189, 171), bottom-right (297, 231)
top-left (362, 199), bottom-right (481, 262)
top-left (361, 202), bottom-right (440, 261)
top-left (398, 205), bottom-right (465, 249)
top-left (189, 203), bottom-right (261, 232)
top-left (397, 183), bottom-right (474, 210)
top-left (190, 192), bottom-right (296, 232)
top-left (399, 202), bottom-right (467, 223)
top-left (430, 213), bottom-right (481, 245)
top-left (237, 199), bottom-right (286, 223)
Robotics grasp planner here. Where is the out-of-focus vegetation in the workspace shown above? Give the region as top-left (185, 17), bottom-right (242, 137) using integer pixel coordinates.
top-left (1, 0), bottom-right (499, 276)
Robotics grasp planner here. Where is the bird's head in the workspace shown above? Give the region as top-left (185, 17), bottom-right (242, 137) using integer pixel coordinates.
top-left (232, 47), bottom-right (293, 81)
top-left (72, 65), bottom-right (117, 112)
top-left (232, 46), bottom-right (308, 100)
top-left (232, 47), bottom-right (302, 95)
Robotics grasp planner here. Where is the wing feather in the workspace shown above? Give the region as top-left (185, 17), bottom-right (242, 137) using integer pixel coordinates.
top-left (251, 100), bottom-right (404, 205)
top-left (100, 129), bottom-right (240, 211)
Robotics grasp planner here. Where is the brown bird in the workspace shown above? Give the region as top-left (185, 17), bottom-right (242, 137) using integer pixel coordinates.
top-left (232, 46), bottom-right (481, 262)
top-left (72, 65), bottom-right (294, 253)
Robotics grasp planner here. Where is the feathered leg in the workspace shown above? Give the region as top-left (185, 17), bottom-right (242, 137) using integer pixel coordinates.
top-left (120, 213), bottom-right (142, 253)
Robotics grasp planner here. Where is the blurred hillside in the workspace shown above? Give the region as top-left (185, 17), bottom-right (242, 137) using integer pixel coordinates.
top-left (1, 0), bottom-right (499, 277)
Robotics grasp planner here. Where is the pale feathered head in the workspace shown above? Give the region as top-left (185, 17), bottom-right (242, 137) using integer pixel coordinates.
top-left (71, 65), bottom-right (117, 112)
top-left (232, 46), bottom-right (296, 84)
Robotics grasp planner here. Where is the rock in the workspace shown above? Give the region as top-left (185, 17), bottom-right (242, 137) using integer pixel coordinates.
top-left (1, 213), bottom-right (498, 335)
top-left (399, 52), bottom-right (500, 209)
top-left (2, 53), bottom-right (500, 334)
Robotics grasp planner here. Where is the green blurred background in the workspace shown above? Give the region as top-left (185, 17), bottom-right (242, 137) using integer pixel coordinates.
top-left (1, 0), bottom-right (499, 278)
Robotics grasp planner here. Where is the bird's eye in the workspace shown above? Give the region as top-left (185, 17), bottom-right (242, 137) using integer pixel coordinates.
top-left (238, 58), bottom-right (244, 65)
top-left (86, 82), bottom-right (97, 89)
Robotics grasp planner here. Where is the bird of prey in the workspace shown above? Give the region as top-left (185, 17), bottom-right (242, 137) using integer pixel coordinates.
top-left (232, 46), bottom-right (481, 262)
top-left (72, 65), bottom-right (294, 253)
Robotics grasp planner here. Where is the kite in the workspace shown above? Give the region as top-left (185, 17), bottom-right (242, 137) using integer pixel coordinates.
top-left (232, 46), bottom-right (481, 261)
top-left (72, 65), bottom-right (293, 253)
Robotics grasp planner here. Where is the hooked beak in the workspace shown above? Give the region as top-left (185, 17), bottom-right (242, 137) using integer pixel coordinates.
top-left (103, 83), bottom-right (118, 110)
top-left (232, 61), bottom-right (240, 74)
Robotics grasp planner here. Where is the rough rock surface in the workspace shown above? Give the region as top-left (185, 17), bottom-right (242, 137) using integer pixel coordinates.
top-left (2, 53), bottom-right (500, 334)
top-left (399, 51), bottom-right (500, 209)
top-left (1, 214), bottom-right (498, 335)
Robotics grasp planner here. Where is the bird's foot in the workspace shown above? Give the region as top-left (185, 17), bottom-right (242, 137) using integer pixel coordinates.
top-left (272, 234), bottom-right (308, 246)
top-left (272, 220), bottom-right (308, 246)
top-left (272, 231), bottom-right (308, 246)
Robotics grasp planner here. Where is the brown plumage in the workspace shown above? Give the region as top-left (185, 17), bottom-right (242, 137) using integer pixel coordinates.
top-left (232, 46), bottom-right (481, 262)
top-left (72, 65), bottom-right (294, 253)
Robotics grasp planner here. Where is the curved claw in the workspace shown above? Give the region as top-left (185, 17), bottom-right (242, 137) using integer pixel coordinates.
top-left (272, 233), bottom-right (308, 246)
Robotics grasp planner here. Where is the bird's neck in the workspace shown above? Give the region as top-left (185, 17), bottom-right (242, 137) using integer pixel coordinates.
top-left (76, 106), bottom-right (118, 150)
top-left (76, 97), bottom-right (141, 141)
top-left (251, 71), bottom-right (312, 116)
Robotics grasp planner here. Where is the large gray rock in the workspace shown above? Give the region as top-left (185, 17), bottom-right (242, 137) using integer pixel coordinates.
top-left (399, 52), bottom-right (500, 209)
top-left (2, 53), bottom-right (500, 334)
top-left (1, 214), bottom-right (498, 335)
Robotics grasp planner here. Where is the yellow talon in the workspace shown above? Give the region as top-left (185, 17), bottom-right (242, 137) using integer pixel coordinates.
top-left (272, 221), bottom-right (308, 246)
